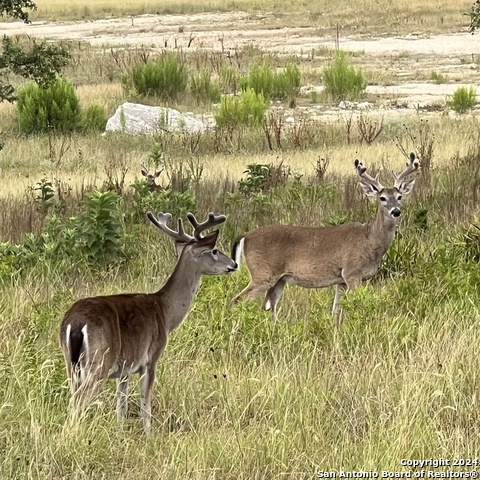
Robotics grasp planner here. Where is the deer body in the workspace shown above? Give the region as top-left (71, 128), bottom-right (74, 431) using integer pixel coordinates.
top-left (60, 212), bottom-right (237, 435)
top-left (231, 154), bottom-right (419, 320)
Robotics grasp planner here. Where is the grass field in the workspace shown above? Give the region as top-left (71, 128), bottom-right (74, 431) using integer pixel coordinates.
top-left (0, 0), bottom-right (471, 36)
top-left (1, 1), bottom-right (480, 478)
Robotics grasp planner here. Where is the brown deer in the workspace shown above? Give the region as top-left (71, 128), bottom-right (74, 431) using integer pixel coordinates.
top-left (141, 163), bottom-right (164, 192)
top-left (230, 153), bottom-right (419, 323)
top-left (59, 212), bottom-right (237, 435)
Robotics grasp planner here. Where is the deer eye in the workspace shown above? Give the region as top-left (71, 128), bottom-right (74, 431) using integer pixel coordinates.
top-left (212, 248), bottom-right (218, 256)
top-left (379, 196), bottom-right (387, 202)
top-left (397, 195), bottom-right (402, 200)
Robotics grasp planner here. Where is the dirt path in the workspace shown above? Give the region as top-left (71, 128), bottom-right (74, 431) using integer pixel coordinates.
top-left (3, 12), bottom-right (480, 55)
top-left (4, 12), bottom-right (480, 116)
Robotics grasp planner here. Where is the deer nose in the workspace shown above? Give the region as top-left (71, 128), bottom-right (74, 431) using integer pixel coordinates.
top-left (391, 208), bottom-right (401, 218)
top-left (227, 262), bottom-right (238, 272)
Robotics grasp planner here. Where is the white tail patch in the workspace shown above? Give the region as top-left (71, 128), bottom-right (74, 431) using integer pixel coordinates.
top-left (65, 324), bottom-right (71, 353)
top-left (80, 324), bottom-right (89, 383)
top-left (233, 237), bottom-right (245, 267)
top-left (264, 299), bottom-right (272, 311)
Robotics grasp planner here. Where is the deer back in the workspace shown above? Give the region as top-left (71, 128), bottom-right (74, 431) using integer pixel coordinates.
top-left (240, 222), bottom-right (372, 285)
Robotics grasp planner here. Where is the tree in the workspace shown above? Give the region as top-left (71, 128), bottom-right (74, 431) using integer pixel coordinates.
top-left (468, 0), bottom-right (480, 34)
top-left (0, 0), bottom-right (70, 102)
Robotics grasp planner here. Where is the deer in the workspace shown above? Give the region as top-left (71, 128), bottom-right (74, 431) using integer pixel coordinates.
top-left (59, 211), bottom-right (237, 435)
top-left (141, 163), bottom-right (164, 192)
top-left (230, 153), bottom-right (420, 323)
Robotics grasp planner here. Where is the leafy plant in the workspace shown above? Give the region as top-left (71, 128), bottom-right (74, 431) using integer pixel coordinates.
top-left (124, 53), bottom-right (188, 101)
top-left (322, 51), bottom-right (367, 101)
top-left (430, 70), bottom-right (446, 84)
top-left (80, 103), bottom-right (107, 132)
top-left (219, 64), bottom-right (239, 94)
top-left (240, 61), bottom-right (301, 101)
top-left (447, 86), bottom-right (477, 114)
top-left (190, 68), bottom-right (221, 104)
top-left (238, 162), bottom-right (291, 195)
top-left (74, 190), bottom-right (126, 265)
top-left (16, 77), bottom-right (81, 133)
top-left (0, 10), bottom-right (70, 103)
top-left (215, 88), bottom-right (266, 128)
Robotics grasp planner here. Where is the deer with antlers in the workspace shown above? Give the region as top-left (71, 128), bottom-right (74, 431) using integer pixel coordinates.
top-left (59, 212), bottom-right (237, 435)
top-left (230, 153), bottom-right (420, 323)
top-left (141, 164), bottom-right (164, 192)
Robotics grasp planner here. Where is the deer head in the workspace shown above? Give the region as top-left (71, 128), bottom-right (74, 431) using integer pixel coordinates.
top-left (146, 211), bottom-right (237, 274)
top-left (141, 164), bottom-right (164, 191)
top-left (354, 152), bottom-right (419, 219)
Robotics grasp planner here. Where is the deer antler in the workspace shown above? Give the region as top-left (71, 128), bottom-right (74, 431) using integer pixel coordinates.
top-left (146, 212), bottom-right (195, 244)
top-left (394, 152), bottom-right (419, 189)
top-left (187, 212), bottom-right (227, 240)
top-left (354, 159), bottom-right (384, 191)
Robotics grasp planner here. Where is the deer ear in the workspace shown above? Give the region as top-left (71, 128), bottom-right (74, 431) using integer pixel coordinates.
top-left (154, 170), bottom-right (162, 178)
top-left (141, 169), bottom-right (148, 177)
top-left (398, 178), bottom-right (415, 196)
top-left (196, 230), bottom-right (219, 249)
top-left (359, 180), bottom-right (378, 198)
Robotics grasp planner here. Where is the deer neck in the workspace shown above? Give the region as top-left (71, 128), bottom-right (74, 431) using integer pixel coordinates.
top-left (157, 253), bottom-right (202, 333)
top-left (367, 206), bottom-right (398, 254)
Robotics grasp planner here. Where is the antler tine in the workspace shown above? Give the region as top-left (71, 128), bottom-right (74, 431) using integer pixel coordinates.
top-left (186, 212), bottom-right (227, 240)
top-left (394, 152), bottom-right (420, 189)
top-left (146, 212), bottom-right (194, 243)
top-left (354, 159), bottom-right (384, 190)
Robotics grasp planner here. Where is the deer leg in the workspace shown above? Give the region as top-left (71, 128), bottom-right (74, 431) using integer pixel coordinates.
top-left (335, 275), bottom-right (362, 327)
top-left (69, 362), bottom-right (106, 421)
top-left (116, 376), bottom-right (129, 423)
top-left (262, 277), bottom-right (287, 317)
top-left (230, 281), bottom-right (271, 305)
top-left (332, 283), bottom-right (347, 316)
top-left (139, 364), bottom-right (156, 436)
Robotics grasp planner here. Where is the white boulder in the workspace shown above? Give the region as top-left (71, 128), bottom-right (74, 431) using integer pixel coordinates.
top-left (105, 102), bottom-right (211, 134)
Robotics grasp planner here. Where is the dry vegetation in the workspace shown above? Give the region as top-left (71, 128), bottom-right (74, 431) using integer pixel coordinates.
top-left (27, 0), bottom-right (473, 36)
top-left (1, 1), bottom-right (480, 479)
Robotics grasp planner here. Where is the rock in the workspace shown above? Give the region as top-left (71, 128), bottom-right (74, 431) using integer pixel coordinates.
top-left (105, 102), bottom-right (210, 134)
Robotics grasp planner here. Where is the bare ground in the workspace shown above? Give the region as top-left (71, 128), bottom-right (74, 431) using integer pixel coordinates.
top-left (4, 11), bottom-right (480, 117)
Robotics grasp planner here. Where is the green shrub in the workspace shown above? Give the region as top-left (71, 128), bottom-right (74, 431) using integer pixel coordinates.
top-left (273, 63), bottom-right (301, 100)
top-left (16, 77), bottom-right (81, 134)
top-left (219, 64), bottom-right (239, 93)
top-left (322, 51), bottom-right (367, 101)
top-left (124, 53), bottom-right (188, 101)
top-left (74, 190), bottom-right (126, 265)
top-left (430, 70), bottom-right (446, 84)
top-left (80, 104), bottom-right (107, 132)
top-left (240, 62), bottom-right (301, 101)
top-left (447, 86), bottom-right (477, 114)
top-left (190, 69), bottom-right (221, 104)
top-left (215, 88), bottom-right (267, 127)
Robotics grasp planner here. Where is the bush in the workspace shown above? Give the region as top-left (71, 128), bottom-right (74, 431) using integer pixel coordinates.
top-left (190, 69), bottom-right (221, 104)
top-left (322, 51), bottom-right (367, 101)
top-left (80, 104), bottom-right (108, 132)
top-left (215, 88), bottom-right (267, 127)
top-left (124, 53), bottom-right (188, 101)
top-left (16, 77), bottom-right (81, 134)
top-left (448, 86), bottom-right (477, 114)
top-left (219, 64), bottom-right (239, 93)
top-left (74, 190), bottom-right (126, 265)
top-left (240, 62), bottom-right (301, 101)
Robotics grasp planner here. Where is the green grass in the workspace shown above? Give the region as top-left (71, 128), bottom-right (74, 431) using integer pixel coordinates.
top-left (1, 146), bottom-right (480, 477)
top-left (2, 8), bottom-right (480, 477)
